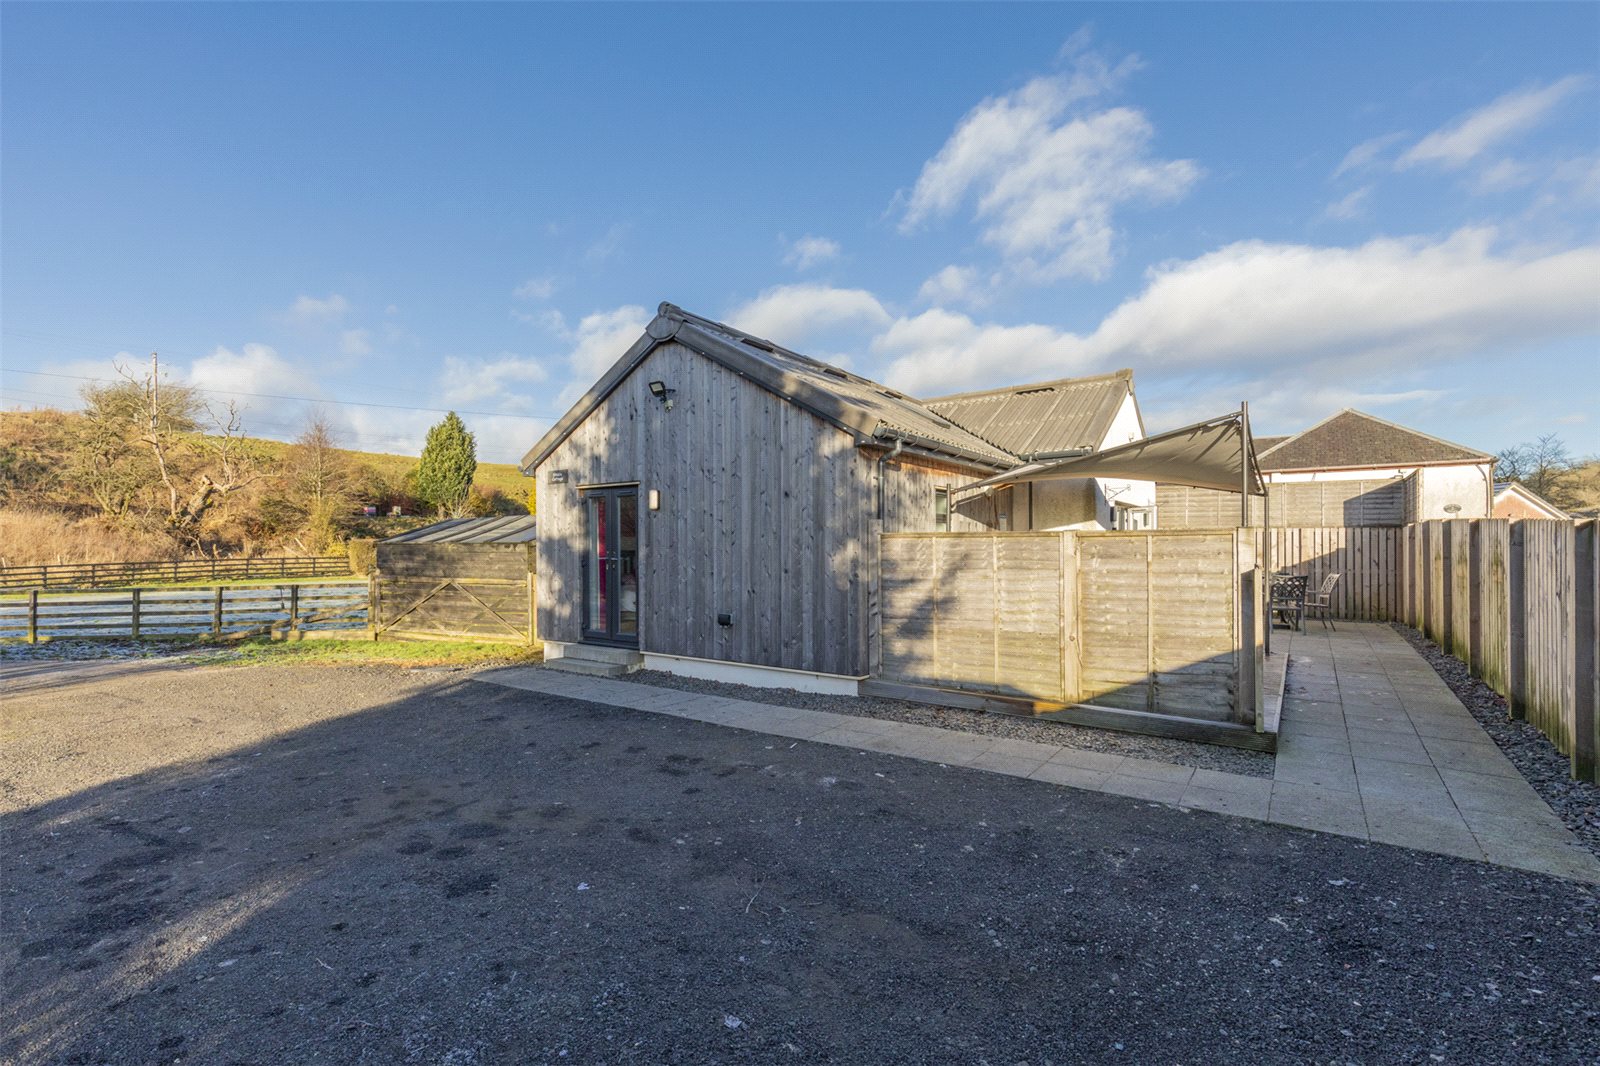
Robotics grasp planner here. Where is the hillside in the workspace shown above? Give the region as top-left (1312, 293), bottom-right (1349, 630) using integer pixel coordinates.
top-left (239, 435), bottom-right (532, 504)
top-left (0, 408), bottom-right (534, 565)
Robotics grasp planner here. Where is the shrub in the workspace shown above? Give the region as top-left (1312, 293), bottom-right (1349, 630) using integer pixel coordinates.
top-left (0, 508), bottom-right (180, 567)
top-left (346, 537), bottom-right (378, 576)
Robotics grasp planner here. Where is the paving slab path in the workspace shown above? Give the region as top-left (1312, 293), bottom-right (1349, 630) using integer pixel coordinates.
top-left (476, 622), bottom-right (1600, 884)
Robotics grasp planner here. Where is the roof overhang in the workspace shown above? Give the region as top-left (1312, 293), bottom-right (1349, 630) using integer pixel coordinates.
top-left (955, 410), bottom-right (1267, 498)
top-left (519, 306), bottom-right (1010, 475)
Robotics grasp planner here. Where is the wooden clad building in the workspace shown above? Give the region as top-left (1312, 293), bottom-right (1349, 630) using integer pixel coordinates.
top-left (373, 516), bottom-right (536, 643)
top-left (519, 303), bottom-right (1145, 686)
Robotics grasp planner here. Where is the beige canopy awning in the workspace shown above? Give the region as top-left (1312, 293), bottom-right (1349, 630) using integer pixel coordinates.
top-left (955, 410), bottom-right (1267, 497)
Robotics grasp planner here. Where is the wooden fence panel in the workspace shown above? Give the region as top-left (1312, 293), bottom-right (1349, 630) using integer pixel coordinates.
top-left (1148, 533), bottom-right (1238, 721)
top-left (1256, 527), bottom-right (1401, 620)
top-left (993, 536), bottom-right (1067, 701)
top-left (878, 536), bottom-right (938, 686)
top-left (1448, 519), bottom-right (1474, 665)
top-left (878, 530), bottom-right (1248, 725)
top-left (1474, 520), bottom-right (1512, 696)
top-left (1077, 535), bottom-right (1153, 712)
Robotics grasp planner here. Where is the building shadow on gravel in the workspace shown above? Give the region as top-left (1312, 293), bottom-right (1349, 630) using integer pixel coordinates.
top-left (4, 673), bottom-right (1597, 1065)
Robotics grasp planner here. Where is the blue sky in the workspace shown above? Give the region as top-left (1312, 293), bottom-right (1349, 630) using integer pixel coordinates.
top-left (4, 3), bottom-right (1597, 464)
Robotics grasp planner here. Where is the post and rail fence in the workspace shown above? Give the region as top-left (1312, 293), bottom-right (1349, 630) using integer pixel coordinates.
top-left (0, 555), bottom-right (351, 592)
top-left (0, 579), bottom-right (369, 643)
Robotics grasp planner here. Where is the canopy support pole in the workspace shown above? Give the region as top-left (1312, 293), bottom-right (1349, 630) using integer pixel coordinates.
top-left (1239, 402), bottom-right (1249, 526)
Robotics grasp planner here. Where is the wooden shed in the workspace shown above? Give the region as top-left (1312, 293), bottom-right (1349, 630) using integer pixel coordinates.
top-left (373, 516), bottom-right (536, 643)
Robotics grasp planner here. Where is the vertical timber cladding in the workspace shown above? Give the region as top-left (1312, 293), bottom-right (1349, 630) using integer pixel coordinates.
top-left (1077, 531), bottom-right (1241, 723)
top-left (535, 340), bottom-right (876, 676)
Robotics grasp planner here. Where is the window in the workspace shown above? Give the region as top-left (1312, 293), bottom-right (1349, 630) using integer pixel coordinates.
top-left (934, 488), bottom-right (950, 533)
top-left (1115, 504), bottom-right (1157, 531)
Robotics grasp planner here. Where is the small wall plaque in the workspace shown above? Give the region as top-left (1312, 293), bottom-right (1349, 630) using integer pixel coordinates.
top-left (549, 470), bottom-right (568, 484)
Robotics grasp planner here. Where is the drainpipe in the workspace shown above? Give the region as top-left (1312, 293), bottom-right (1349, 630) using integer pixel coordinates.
top-left (876, 438), bottom-right (905, 520)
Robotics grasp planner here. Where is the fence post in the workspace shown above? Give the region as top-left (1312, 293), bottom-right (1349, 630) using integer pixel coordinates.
top-left (211, 558), bottom-right (218, 581)
top-left (131, 588), bottom-right (141, 639)
top-left (527, 569), bottom-right (536, 645)
top-left (367, 572), bottom-right (379, 641)
top-left (173, 560), bottom-right (180, 582)
top-left (40, 565), bottom-right (48, 589)
top-left (1508, 520), bottom-right (1527, 720)
top-left (213, 586), bottom-right (224, 637)
top-left (244, 557), bottom-right (252, 579)
top-left (289, 584), bottom-right (300, 637)
top-left (1572, 520), bottom-right (1596, 784)
top-left (27, 589), bottom-right (38, 644)
top-left (280, 558), bottom-right (287, 578)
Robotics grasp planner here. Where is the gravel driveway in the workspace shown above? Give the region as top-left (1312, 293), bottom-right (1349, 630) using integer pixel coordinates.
top-left (3, 661), bottom-right (1597, 1064)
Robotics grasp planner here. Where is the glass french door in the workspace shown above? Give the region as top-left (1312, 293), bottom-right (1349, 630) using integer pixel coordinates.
top-left (581, 486), bottom-right (639, 645)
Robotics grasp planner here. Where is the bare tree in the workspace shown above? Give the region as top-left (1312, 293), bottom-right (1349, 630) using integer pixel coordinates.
top-left (80, 357), bottom-right (267, 545)
top-left (1496, 433), bottom-right (1582, 509)
top-left (286, 410), bottom-right (352, 552)
top-left (288, 410), bottom-right (350, 511)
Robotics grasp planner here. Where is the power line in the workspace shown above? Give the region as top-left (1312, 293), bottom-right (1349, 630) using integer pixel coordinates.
top-left (0, 367), bottom-right (559, 423)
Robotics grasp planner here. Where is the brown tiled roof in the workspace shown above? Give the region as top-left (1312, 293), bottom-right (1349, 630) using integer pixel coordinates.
top-left (1252, 435), bottom-right (1290, 454)
top-left (1258, 409), bottom-right (1490, 472)
top-left (921, 371), bottom-right (1136, 458)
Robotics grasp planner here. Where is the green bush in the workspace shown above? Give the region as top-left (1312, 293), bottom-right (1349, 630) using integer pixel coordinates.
top-left (347, 537), bottom-right (378, 576)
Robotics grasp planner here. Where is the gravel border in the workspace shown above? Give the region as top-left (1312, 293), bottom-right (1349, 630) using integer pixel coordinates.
top-left (0, 638), bottom-right (199, 662)
top-left (1391, 623), bottom-right (1600, 859)
top-left (627, 669), bottom-right (1276, 778)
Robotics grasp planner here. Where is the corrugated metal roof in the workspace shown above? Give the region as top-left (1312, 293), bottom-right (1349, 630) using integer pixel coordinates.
top-left (1258, 410), bottom-right (1489, 472)
top-left (382, 515), bottom-right (537, 545)
top-left (922, 371), bottom-right (1134, 458)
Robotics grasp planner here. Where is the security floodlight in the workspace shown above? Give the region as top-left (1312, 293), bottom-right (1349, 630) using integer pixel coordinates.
top-left (647, 380), bottom-right (675, 410)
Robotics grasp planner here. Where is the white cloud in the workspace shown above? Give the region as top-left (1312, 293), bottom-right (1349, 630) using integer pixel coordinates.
top-left (1332, 132), bottom-right (1407, 179)
top-left (1321, 185), bottom-right (1372, 221)
top-left (514, 275), bottom-right (557, 301)
top-left (512, 306), bottom-right (568, 332)
top-left (185, 343), bottom-right (307, 400)
top-left (782, 235), bottom-right (842, 270)
top-left (1399, 76), bottom-right (1588, 170)
top-left (584, 223), bottom-right (629, 265)
top-left (339, 329), bottom-right (372, 357)
top-left (916, 265), bottom-right (990, 306)
top-left (286, 293), bottom-right (349, 324)
top-left (898, 41), bottom-right (1198, 282)
top-left (552, 305), bottom-right (653, 407)
top-left (874, 228), bottom-right (1600, 396)
top-left (439, 354), bottom-right (550, 409)
top-left (724, 284), bottom-right (891, 345)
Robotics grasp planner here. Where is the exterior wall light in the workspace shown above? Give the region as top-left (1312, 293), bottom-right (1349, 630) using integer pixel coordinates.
top-left (648, 380), bottom-right (675, 410)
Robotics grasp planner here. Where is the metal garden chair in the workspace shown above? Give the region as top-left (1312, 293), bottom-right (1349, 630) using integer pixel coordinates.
top-left (1270, 574), bottom-right (1309, 632)
top-left (1305, 572), bottom-right (1341, 631)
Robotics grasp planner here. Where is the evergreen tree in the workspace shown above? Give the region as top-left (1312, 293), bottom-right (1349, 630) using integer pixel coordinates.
top-left (414, 412), bottom-right (477, 517)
